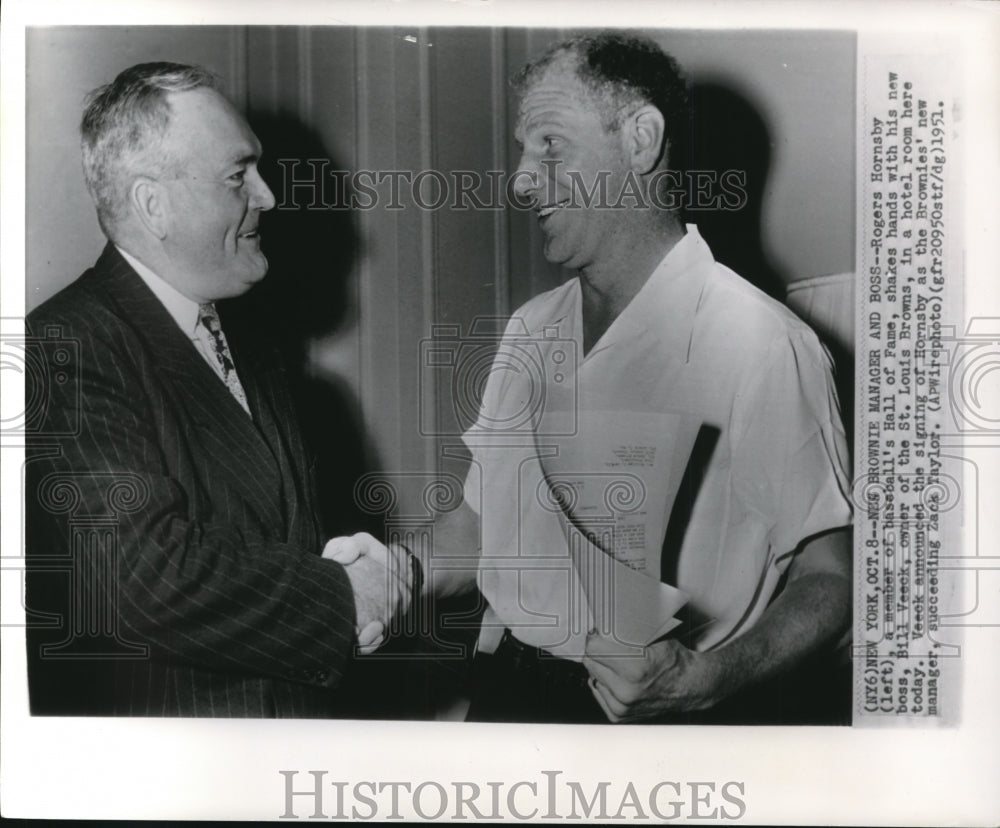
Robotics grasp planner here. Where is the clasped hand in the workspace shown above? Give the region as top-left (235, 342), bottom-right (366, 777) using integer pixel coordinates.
top-left (323, 532), bottom-right (413, 654)
top-left (582, 632), bottom-right (725, 722)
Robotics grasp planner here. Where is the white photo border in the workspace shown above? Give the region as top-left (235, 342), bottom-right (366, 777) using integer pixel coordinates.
top-left (2, 1), bottom-right (998, 824)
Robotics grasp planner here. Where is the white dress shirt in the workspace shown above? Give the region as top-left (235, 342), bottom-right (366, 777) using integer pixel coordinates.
top-left (117, 246), bottom-right (234, 387)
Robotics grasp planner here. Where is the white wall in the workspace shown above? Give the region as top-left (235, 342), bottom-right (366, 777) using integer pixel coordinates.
top-left (660, 30), bottom-right (855, 283)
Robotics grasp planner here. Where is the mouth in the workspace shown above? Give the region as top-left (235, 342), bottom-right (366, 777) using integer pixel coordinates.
top-left (536, 200), bottom-right (569, 221)
top-left (238, 228), bottom-right (261, 241)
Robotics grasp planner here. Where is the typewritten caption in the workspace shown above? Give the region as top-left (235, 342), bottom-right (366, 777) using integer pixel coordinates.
top-left (857, 51), bottom-right (963, 725)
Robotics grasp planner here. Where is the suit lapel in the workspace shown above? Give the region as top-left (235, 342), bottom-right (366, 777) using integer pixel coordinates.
top-left (222, 310), bottom-right (320, 552)
top-left (91, 245), bottom-right (285, 526)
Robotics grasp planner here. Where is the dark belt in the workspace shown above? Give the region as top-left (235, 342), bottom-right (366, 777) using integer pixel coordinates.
top-left (482, 629), bottom-right (591, 690)
top-left (467, 629), bottom-right (605, 723)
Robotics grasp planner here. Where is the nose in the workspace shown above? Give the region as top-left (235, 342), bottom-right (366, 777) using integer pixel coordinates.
top-left (248, 166), bottom-right (277, 212)
top-left (511, 151), bottom-right (542, 204)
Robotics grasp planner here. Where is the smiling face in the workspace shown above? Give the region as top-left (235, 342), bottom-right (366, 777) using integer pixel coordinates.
top-left (158, 88), bottom-right (276, 302)
top-left (512, 59), bottom-right (635, 273)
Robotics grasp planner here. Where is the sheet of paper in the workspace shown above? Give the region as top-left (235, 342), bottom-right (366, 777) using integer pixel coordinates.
top-left (474, 424), bottom-right (692, 660)
top-left (539, 409), bottom-right (702, 581)
top-left (470, 330), bottom-right (704, 658)
top-left (535, 408), bottom-right (701, 650)
top-left (564, 517), bottom-right (687, 648)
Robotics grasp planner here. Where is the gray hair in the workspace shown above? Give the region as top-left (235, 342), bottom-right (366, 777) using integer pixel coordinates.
top-left (80, 62), bottom-right (217, 232)
top-left (511, 32), bottom-right (689, 170)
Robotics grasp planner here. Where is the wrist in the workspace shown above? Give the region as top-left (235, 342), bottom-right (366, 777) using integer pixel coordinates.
top-left (394, 542), bottom-right (423, 610)
top-left (696, 643), bottom-right (753, 708)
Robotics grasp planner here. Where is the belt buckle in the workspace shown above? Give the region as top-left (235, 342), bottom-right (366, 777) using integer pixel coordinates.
top-left (500, 629), bottom-right (534, 670)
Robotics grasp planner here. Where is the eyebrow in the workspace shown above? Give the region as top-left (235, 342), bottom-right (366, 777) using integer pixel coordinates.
top-left (229, 152), bottom-right (260, 168)
top-left (519, 112), bottom-right (569, 135)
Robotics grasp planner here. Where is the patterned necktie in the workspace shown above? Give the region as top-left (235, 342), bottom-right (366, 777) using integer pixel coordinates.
top-left (197, 302), bottom-right (251, 416)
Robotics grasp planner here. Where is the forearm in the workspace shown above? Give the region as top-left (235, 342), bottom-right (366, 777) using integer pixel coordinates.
top-left (122, 517), bottom-right (357, 681)
top-left (703, 570), bottom-right (851, 703)
top-left (412, 500), bottom-right (482, 600)
top-left (26, 365), bottom-right (357, 687)
top-left (28, 468), bottom-right (358, 686)
top-left (702, 528), bottom-right (852, 703)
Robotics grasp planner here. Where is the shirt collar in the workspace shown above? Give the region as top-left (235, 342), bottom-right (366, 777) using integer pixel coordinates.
top-left (544, 224), bottom-right (713, 362)
top-left (629, 223), bottom-right (713, 361)
top-left (116, 245), bottom-right (203, 339)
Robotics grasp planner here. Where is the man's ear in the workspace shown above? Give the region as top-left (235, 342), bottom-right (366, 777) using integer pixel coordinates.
top-left (129, 177), bottom-right (169, 240)
top-left (626, 105), bottom-right (666, 175)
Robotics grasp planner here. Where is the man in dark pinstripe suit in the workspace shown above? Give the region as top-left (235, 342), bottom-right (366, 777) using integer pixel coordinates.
top-left (25, 63), bottom-right (411, 717)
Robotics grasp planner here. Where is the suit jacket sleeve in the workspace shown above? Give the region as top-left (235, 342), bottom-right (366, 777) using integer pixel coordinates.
top-left (27, 295), bottom-right (358, 691)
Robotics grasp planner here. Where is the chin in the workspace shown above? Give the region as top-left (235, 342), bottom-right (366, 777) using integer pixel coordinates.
top-left (542, 241), bottom-right (569, 267)
top-left (224, 268), bottom-right (269, 299)
top-left (245, 256), bottom-right (270, 283)
top-left (542, 233), bottom-right (584, 269)
top-left (543, 249), bottom-right (578, 269)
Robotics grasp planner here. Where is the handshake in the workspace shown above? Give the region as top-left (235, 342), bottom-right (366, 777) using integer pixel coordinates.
top-left (323, 532), bottom-right (420, 654)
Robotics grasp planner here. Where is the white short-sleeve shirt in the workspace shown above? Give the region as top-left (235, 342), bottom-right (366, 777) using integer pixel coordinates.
top-left (462, 226), bottom-right (852, 651)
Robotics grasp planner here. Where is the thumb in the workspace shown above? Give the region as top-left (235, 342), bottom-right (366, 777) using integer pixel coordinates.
top-left (323, 535), bottom-right (365, 564)
top-left (357, 620), bottom-right (386, 655)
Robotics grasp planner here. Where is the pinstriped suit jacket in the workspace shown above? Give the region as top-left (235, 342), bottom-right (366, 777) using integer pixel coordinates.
top-left (26, 244), bottom-right (358, 717)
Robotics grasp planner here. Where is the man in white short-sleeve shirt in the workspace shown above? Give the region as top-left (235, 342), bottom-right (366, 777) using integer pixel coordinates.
top-left (337, 32), bottom-right (853, 723)
top-left (461, 223), bottom-right (852, 656)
